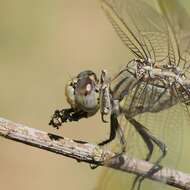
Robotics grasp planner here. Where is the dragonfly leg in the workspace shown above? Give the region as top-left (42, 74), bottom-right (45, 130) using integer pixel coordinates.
top-left (126, 116), bottom-right (154, 190)
top-left (126, 116), bottom-right (167, 190)
top-left (136, 165), bottom-right (163, 190)
top-left (126, 116), bottom-right (154, 161)
top-left (49, 108), bottom-right (88, 129)
top-left (98, 112), bottom-right (126, 149)
top-left (91, 112), bottom-right (126, 169)
top-left (136, 136), bottom-right (166, 190)
top-left (99, 70), bottom-right (112, 123)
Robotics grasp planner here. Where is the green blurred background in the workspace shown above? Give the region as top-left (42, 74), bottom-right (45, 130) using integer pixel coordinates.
top-left (0, 0), bottom-right (190, 190)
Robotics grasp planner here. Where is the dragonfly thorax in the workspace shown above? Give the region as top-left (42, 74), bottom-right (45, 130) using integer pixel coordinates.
top-left (111, 58), bottom-right (190, 117)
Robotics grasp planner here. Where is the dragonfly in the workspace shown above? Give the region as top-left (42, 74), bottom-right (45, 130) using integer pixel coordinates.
top-left (49, 0), bottom-right (190, 189)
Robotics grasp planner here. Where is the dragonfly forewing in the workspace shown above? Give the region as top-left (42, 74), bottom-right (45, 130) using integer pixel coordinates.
top-left (101, 0), bottom-right (171, 65)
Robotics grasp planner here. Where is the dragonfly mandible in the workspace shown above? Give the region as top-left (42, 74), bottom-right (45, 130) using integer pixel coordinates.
top-left (49, 0), bottom-right (190, 189)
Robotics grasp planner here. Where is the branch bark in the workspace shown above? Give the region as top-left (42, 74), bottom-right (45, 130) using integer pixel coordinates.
top-left (0, 117), bottom-right (189, 190)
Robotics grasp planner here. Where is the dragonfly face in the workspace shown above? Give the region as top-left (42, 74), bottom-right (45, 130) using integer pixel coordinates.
top-left (49, 70), bottom-right (100, 128)
top-left (65, 70), bottom-right (99, 115)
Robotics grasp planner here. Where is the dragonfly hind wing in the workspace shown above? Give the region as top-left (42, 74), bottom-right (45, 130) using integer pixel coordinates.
top-left (101, 0), bottom-right (170, 65)
top-left (95, 104), bottom-right (184, 190)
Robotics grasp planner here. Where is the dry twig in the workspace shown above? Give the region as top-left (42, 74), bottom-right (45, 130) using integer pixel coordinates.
top-left (0, 117), bottom-right (190, 189)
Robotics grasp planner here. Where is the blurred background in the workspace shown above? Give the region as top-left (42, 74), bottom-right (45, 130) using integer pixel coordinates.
top-left (0, 0), bottom-right (190, 190)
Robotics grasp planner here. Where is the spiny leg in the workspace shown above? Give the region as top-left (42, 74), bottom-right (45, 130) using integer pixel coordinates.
top-left (98, 112), bottom-right (126, 149)
top-left (126, 116), bottom-right (154, 162)
top-left (91, 112), bottom-right (126, 169)
top-left (125, 116), bottom-right (154, 190)
top-left (126, 117), bottom-right (166, 190)
top-left (136, 134), bottom-right (165, 190)
top-left (91, 113), bottom-right (126, 168)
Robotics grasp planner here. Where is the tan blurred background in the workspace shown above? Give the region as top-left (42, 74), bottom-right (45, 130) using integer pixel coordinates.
top-left (1, 0), bottom-right (190, 190)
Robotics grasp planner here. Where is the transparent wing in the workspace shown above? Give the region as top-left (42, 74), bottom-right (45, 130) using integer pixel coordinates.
top-left (101, 0), bottom-right (172, 65)
top-left (120, 79), bottom-right (183, 164)
top-left (157, 0), bottom-right (190, 69)
top-left (95, 104), bottom-right (185, 190)
top-left (96, 78), bottom-right (185, 190)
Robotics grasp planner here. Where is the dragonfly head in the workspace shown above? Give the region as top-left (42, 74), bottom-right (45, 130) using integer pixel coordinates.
top-left (65, 70), bottom-right (100, 115)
